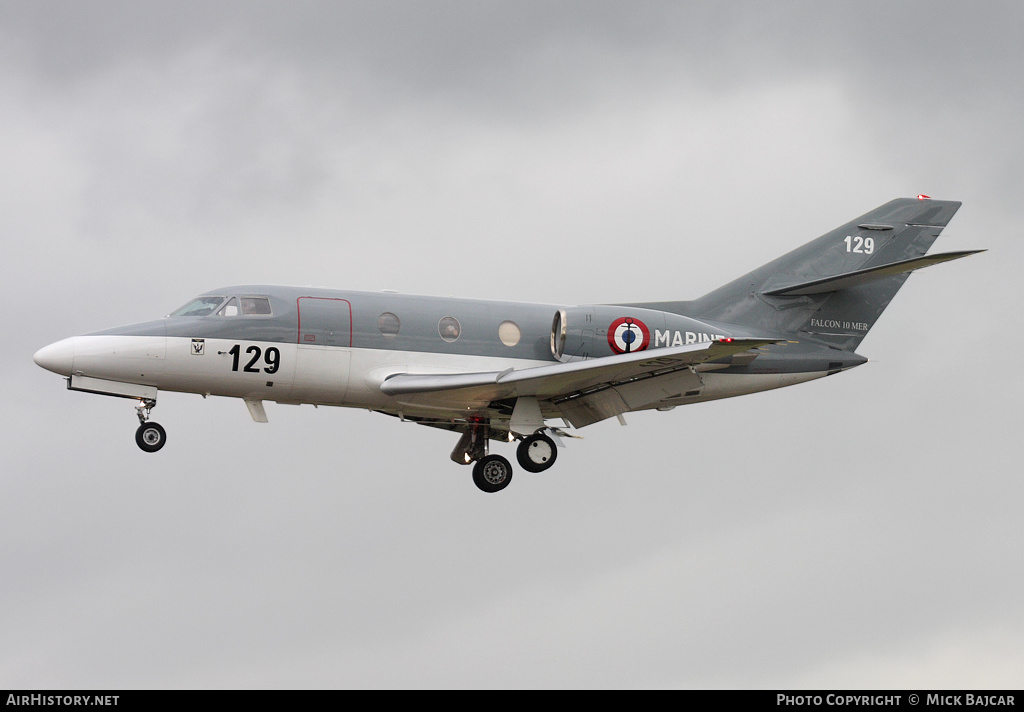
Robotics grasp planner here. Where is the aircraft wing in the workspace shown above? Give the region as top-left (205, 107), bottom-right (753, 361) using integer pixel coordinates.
top-left (380, 337), bottom-right (778, 427)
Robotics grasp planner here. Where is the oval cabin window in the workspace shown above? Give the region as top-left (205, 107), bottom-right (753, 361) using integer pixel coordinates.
top-left (378, 312), bottom-right (401, 337)
top-left (438, 317), bottom-right (461, 343)
top-left (498, 320), bottom-right (521, 347)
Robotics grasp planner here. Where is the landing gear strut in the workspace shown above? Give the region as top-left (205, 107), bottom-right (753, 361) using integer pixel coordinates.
top-left (134, 398), bottom-right (166, 453)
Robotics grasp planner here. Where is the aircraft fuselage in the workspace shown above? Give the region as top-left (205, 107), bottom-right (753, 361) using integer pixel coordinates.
top-left (34, 285), bottom-right (851, 421)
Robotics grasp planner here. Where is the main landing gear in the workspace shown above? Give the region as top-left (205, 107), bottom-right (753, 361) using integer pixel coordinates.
top-left (455, 423), bottom-right (560, 493)
top-left (473, 454), bottom-right (513, 493)
top-left (134, 398), bottom-right (166, 453)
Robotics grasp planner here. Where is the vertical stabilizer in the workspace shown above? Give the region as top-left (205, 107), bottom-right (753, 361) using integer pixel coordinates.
top-left (684, 198), bottom-right (963, 350)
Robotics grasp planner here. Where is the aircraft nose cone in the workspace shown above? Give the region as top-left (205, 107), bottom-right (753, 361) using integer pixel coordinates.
top-left (33, 338), bottom-right (75, 376)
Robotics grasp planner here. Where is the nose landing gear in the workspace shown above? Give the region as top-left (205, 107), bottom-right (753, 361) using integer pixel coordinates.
top-left (134, 398), bottom-right (166, 453)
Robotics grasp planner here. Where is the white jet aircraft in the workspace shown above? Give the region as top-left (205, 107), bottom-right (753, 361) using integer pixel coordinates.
top-left (34, 197), bottom-right (982, 492)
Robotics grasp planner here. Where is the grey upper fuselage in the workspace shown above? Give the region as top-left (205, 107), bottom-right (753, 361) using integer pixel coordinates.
top-left (99, 286), bottom-right (563, 360)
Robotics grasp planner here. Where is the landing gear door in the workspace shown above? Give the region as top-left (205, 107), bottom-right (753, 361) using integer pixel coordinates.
top-left (292, 297), bottom-right (352, 404)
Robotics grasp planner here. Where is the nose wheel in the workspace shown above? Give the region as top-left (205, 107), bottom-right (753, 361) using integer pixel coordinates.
top-left (135, 422), bottom-right (167, 452)
top-left (134, 398), bottom-right (166, 453)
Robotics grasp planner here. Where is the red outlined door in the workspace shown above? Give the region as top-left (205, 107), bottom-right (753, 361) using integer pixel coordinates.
top-left (297, 297), bottom-right (352, 346)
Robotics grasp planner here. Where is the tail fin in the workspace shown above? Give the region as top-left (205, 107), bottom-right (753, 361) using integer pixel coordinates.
top-left (685, 198), bottom-right (979, 351)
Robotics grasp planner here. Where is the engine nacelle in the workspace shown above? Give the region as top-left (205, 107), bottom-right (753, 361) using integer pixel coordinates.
top-left (551, 305), bottom-right (731, 362)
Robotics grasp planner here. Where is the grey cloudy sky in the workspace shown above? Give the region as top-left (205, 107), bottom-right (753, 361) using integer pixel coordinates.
top-left (2, 1), bottom-right (1021, 689)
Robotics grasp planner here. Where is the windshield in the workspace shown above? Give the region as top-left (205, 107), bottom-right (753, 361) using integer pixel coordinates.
top-left (169, 296), bottom-right (226, 317)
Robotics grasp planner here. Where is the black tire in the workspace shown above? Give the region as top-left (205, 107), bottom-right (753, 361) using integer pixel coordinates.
top-left (472, 454), bottom-right (513, 493)
top-left (516, 433), bottom-right (557, 473)
top-left (135, 422), bottom-right (167, 453)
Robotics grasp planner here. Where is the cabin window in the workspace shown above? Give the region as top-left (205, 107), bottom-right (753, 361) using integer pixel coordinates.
top-left (169, 296), bottom-right (226, 317)
top-left (378, 312), bottom-right (401, 337)
top-left (498, 320), bottom-right (521, 347)
top-left (240, 297), bottom-right (273, 316)
top-left (217, 297), bottom-right (240, 317)
top-left (438, 316), bottom-right (461, 342)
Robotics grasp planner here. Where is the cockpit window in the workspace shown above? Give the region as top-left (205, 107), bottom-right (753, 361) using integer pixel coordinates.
top-left (217, 297), bottom-right (240, 316)
top-left (170, 294), bottom-right (272, 317)
top-left (169, 296), bottom-right (226, 317)
top-left (240, 297), bottom-right (273, 315)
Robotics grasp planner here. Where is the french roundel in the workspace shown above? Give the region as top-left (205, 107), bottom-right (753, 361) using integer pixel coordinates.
top-left (608, 317), bottom-right (651, 354)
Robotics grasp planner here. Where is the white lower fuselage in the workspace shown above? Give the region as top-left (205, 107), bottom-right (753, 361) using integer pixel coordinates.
top-left (37, 334), bottom-right (829, 421)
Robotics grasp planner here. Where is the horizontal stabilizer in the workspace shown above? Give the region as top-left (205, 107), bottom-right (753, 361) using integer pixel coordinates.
top-left (762, 250), bottom-right (985, 297)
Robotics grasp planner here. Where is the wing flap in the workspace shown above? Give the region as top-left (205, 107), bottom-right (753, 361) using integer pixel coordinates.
top-left (555, 366), bottom-right (707, 428)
